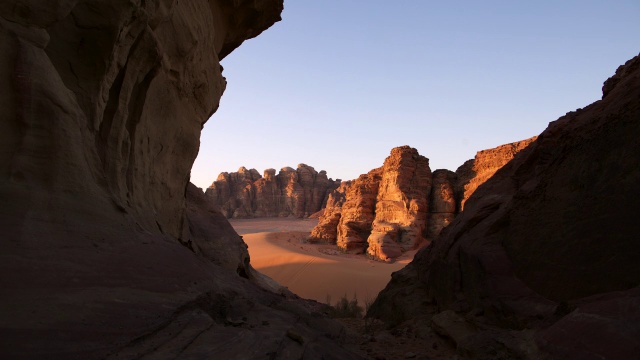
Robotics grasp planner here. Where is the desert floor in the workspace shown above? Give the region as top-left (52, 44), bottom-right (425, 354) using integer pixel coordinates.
top-left (231, 218), bottom-right (416, 304)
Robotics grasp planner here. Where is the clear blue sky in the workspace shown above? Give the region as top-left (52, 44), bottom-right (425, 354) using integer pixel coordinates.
top-left (191, 0), bottom-right (639, 189)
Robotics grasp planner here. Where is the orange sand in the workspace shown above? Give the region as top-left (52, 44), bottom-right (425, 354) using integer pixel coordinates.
top-left (232, 218), bottom-right (415, 304)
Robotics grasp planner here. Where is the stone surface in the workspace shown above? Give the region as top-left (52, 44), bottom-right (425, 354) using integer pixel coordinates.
top-left (336, 168), bottom-right (383, 253)
top-left (0, 1), bottom-right (363, 358)
top-left (368, 54), bottom-right (640, 359)
top-left (427, 169), bottom-right (457, 240)
top-left (366, 146), bottom-right (432, 261)
top-left (455, 137), bottom-right (537, 211)
top-left (310, 141), bottom-right (531, 260)
top-left (308, 180), bottom-right (351, 243)
top-left (206, 164), bottom-right (340, 218)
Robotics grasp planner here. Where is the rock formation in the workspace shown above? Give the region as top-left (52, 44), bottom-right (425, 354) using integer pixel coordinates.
top-left (455, 136), bottom-right (537, 211)
top-left (427, 169), bottom-right (457, 239)
top-left (368, 54), bottom-right (640, 359)
top-left (308, 180), bottom-right (351, 243)
top-left (206, 164), bottom-right (340, 218)
top-left (0, 1), bottom-right (361, 358)
top-left (335, 168), bottom-right (384, 252)
top-left (309, 141), bottom-right (534, 260)
top-left (366, 146), bottom-right (432, 261)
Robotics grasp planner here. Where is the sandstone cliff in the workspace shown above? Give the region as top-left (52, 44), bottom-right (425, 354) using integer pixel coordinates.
top-left (368, 54), bottom-right (640, 359)
top-left (366, 146), bottom-right (432, 261)
top-left (336, 168), bottom-right (384, 252)
top-left (308, 180), bottom-right (351, 243)
top-left (455, 136), bottom-right (537, 211)
top-left (309, 142), bottom-right (533, 261)
top-left (205, 164), bottom-right (340, 218)
top-left (0, 1), bottom-right (361, 358)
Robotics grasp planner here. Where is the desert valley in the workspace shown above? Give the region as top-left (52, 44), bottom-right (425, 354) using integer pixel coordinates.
top-left (2, 1), bottom-right (639, 359)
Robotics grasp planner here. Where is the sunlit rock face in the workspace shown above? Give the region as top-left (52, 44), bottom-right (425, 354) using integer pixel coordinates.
top-left (366, 146), bottom-right (432, 261)
top-left (205, 164), bottom-right (340, 218)
top-left (335, 168), bottom-right (383, 252)
top-left (369, 54), bottom-right (640, 359)
top-left (0, 1), bottom-right (363, 358)
top-left (309, 141), bottom-right (533, 260)
top-left (308, 180), bottom-right (351, 243)
top-left (455, 137), bottom-right (537, 211)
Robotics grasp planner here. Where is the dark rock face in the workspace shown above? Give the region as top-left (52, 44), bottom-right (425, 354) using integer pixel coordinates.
top-left (0, 1), bottom-right (362, 358)
top-left (368, 54), bottom-right (640, 359)
top-left (427, 169), bottom-right (457, 240)
top-left (205, 164), bottom-right (340, 218)
top-left (454, 137), bottom-right (537, 212)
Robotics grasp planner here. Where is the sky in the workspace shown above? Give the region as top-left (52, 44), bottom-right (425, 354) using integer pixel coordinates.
top-left (191, 0), bottom-right (640, 189)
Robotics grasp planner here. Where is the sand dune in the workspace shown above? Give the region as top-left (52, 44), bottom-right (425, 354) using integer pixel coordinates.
top-left (233, 219), bottom-right (414, 304)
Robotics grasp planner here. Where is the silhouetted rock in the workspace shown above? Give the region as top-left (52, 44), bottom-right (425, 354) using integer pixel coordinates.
top-left (0, 1), bottom-right (363, 358)
top-left (368, 54), bottom-right (640, 359)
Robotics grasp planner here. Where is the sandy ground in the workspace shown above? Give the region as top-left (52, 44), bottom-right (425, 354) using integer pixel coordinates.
top-left (230, 218), bottom-right (416, 304)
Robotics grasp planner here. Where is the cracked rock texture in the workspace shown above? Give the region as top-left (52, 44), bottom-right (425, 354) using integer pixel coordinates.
top-left (205, 164), bottom-right (340, 218)
top-left (0, 1), bottom-right (362, 358)
top-left (368, 54), bottom-right (640, 359)
top-left (366, 146), bottom-right (432, 261)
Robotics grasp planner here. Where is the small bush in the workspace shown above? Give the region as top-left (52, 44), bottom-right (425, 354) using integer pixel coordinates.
top-left (327, 293), bottom-right (363, 318)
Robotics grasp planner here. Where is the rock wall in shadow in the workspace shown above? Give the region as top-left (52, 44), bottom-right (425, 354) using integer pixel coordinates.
top-left (368, 54), bottom-right (640, 359)
top-left (0, 1), bottom-right (362, 358)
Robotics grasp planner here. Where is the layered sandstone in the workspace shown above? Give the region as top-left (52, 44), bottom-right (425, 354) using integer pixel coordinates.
top-left (368, 55), bottom-right (640, 359)
top-left (308, 180), bottom-right (351, 243)
top-left (0, 1), bottom-right (361, 358)
top-left (427, 169), bottom-right (457, 240)
top-left (366, 146), bottom-right (432, 261)
top-left (455, 136), bottom-right (537, 211)
top-left (310, 141), bottom-right (533, 260)
top-left (206, 164), bottom-right (340, 218)
top-left (336, 168), bottom-right (383, 252)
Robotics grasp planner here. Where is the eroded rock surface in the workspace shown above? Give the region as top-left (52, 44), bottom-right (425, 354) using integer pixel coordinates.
top-left (366, 146), bottom-right (432, 261)
top-left (336, 168), bottom-right (383, 252)
top-left (206, 164), bottom-right (340, 218)
top-left (427, 169), bottom-right (457, 240)
top-left (0, 1), bottom-right (362, 358)
top-left (368, 54), bottom-right (640, 359)
top-left (310, 141), bottom-right (532, 260)
top-left (455, 137), bottom-right (537, 211)
top-left (308, 180), bottom-right (351, 243)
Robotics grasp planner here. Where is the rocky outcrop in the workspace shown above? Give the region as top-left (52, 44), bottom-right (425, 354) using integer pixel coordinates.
top-left (427, 169), bottom-right (457, 240)
top-left (308, 180), bottom-right (351, 243)
top-left (0, 1), bottom-right (361, 358)
top-left (368, 54), bottom-right (640, 359)
top-left (336, 168), bottom-right (384, 252)
top-left (310, 141), bottom-right (533, 260)
top-left (366, 146), bottom-right (432, 261)
top-left (455, 136), bottom-right (537, 211)
top-left (206, 164), bottom-right (340, 218)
